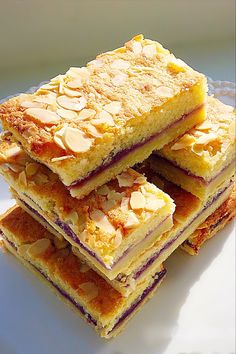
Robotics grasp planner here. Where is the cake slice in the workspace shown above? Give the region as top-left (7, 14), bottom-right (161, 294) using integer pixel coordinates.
top-left (182, 186), bottom-right (236, 255)
top-left (152, 96), bottom-right (235, 199)
top-left (0, 132), bottom-right (175, 281)
top-left (0, 205), bottom-right (166, 338)
top-left (0, 34), bottom-right (207, 199)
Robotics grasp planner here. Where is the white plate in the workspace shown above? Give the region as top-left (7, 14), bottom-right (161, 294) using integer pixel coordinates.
top-left (0, 81), bottom-right (235, 354)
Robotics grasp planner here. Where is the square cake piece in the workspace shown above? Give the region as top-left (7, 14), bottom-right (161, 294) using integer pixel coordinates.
top-left (0, 206), bottom-right (166, 338)
top-left (0, 34), bottom-right (207, 199)
top-left (152, 96), bottom-right (235, 199)
top-left (0, 132), bottom-right (175, 281)
top-left (182, 186), bottom-right (236, 255)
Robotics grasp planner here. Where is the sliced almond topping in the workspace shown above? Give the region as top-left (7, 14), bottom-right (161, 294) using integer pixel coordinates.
top-left (25, 162), bottom-right (40, 177)
top-left (18, 171), bottom-right (27, 187)
top-left (92, 110), bottom-right (115, 126)
top-left (63, 87), bottom-right (82, 97)
top-left (171, 135), bottom-right (195, 150)
top-left (85, 124), bottom-right (102, 138)
top-left (142, 44), bottom-right (157, 58)
top-left (27, 238), bottom-right (51, 257)
top-left (40, 83), bottom-right (58, 91)
top-left (111, 73), bottom-right (128, 86)
top-left (145, 195), bottom-right (165, 211)
top-left (195, 132), bottom-right (217, 145)
top-left (104, 101), bottom-right (122, 115)
top-left (57, 95), bottom-right (87, 111)
top-left (4, 145), bottom-right (22, 158)
top-left (80, 230), bottom-right (88, 243)
top-left (51, 155), bottom-right (74, 162)
top-left (33, 172), bottom-right (49, 185)
top-left (54, 237), bottom-right (68, 249)
top-left (196, 121), bottom-right (213, 131)
top-left (90, 209), bottom-right (116, 234)
top-left (66, 211), bottom-right (79, 225)
top-left (125, 211), bottom-right (140, 229)
top-left (88, 59), bottom-right (103, 68)
top-left (134, 176), bottom-right (147, 184)
top-left (25, 108), bottom-right (60, 125)
top-left (66, 78), bottom-right (83, 89)
top-left (97, 185), bottom-right (110, 196)
top-left (53, 134), bottom-right (67, 150)
top-left (117, 172), bottom-right (134, 187)
top-left (130, 191), bottom-right (146, 210)
top-left (120, 197), bottom-right (130, 212)
top-left (111, 59), bottom-right (130, 70)
top-left (102, 199), bottom-right (117, 212)
top-left (130, 40), bottom-right (143, 55)
top-left (79, 282), bottom-right (98, 301)
top-left (78, 109), bottom-right (96, 120)
top-left (18, 244), bottom-right (31, 257)
top-left (80, 263), bottom-right (90, 273)
top-left (33, 93), bottom-right (57, 105)
top-left (113, 229), bottom-right (123, 248)
top-left (155, 86), bottom-right (174, 98)
top-left (167, 58), bottom-right (187, 73)
top-left (66, 67), bottom-right (90, 80)
top-left (107, 190), bottom-right (123, 201)
top-left (56, 108), bottom-right (77, 120)
top-left (98, 72), bottom-right (110, 80)
top-left (20, 101), bottom-right (44, 109)
top-left (62, 127), bottom-right (93, 153)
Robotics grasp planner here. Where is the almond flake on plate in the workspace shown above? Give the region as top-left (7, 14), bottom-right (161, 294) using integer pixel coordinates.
top-left (125, 211), bottom-right (140, 228)
top-left (25, 108), bottom-right (60, 125)
top-left (56, 108), bottom-right (78, 120)
top-left (78, 109), bottom-right (96, 120)
top-left (92, 110), bottom-right (115, 126)
top-left (63, 127), bottom-right (93, 153)
top-left (90, 209), bottom-right (116, 234)
top-left (117, 172), bottom-right (134, 187)
top-left (66, 78), bottom-right (83, 89)
top-left (104, 101), bottom-right (122, 115)
top-left (130, 191), bottom-right (146, 210)
top-left (63, 87), bottom-right (82, 97)
top-left (111, 59), bottom-right (130, 70)
top-left (57, 95), bottom-right (87, 111)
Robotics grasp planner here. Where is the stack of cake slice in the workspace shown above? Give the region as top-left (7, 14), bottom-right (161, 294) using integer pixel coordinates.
top-left (0, 34), bottom-right (234, 338)
top-left (149, 95), bottom-right (235, 255)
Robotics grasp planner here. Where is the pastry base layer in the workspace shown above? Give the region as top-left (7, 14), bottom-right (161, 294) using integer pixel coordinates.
top-left (13, 189), bottom-right (172, 281)
top-left (1, 236), bottom-right (166, 338)
top-left (181, 187), bottom-right (236, 255)
top-left (70, 105), bottom-right (205, 198)
top-left (149, 154), bottom-right (235, 200)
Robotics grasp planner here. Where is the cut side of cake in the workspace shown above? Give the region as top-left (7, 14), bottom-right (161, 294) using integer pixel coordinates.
top-left (0, 34), bottom-right (207, 199)
top-left (0, 206), bottom-right (166, 338)
top-left (153, 96), bottom-right (235, 199)
top-left (0, 133), bottom-right (175, 281)
top-left (182, 186), bottom-right (236, 255)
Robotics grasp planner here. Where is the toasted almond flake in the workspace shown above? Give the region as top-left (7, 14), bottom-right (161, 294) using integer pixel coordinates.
top-left (167, 58), bottom-right (187, 73)
top-left (33, 172), bottom-right (49, 185)
top-left (79, 282), bottom-right (98, 301)
top-left (171, 135), bottom-right (195, 150)
top-left (88, 59), bottom-right (104, 68)
top-left (102, 199), bottom-right (117, 212)
top-left (51, 155), bottom-right (74, 162)
top-left (155, 86), bottom-right (174, 98)
top-left (66, 211), bottom-right (79, 225)
top-left (50, 75), bottom-right (64, 84)
top-left (97, 185), bottom-right (110, 196)
top-left (142, 44), bottom-right (157, 58)
top-left (63, 127), bottom-right (93, 153)
top-left (111, 59), bottom-right (130, 70)
top-left (120, 197), bottom-right (130, 212)
top-left (111, 73), bottom-right (128, 86)
top-left (63, 87), bottom-right (82, 97)
top-left (92, 110), bottom-right (115, 126)
top-left (195, 132), bottom-right (217, 145)
top-left (134, 176), bottom-right (147, 184)
top-left (56, 108), bottom-right (77, 120)
top-left (80, 230), bottom-right (88, 243)
top-left (113, 230), bottom-right (123, 248)
top-left (98, 72), bottom-right (110, 80)
top-left (57, 95), bottom-right (87, 111)
top-left (66, 78), bottom-right (83, 89)
top-left (54, 237), bottom-right (68, 249)
top-left (66, 67), bottom-right (90, 80)
top-left (130, 191), bottom-right (146, 210)
top-left (104, 101), bottom-right (122, 115)
top-left (25, 108), bottom-right (60, 125)
top-left (131, 40), bottom-right (142, 54)
top-left (33, 94), bottom-right (57, 105)
top-left (78, 109), bottom-right (96, 120)
top-left (90, 209), bottom-right (116, 234)
top-left (18, 171), bottom-right (27, 187)
top-left (107, 190), bottom-right (123, 201)
top-left (27, 238), bottom-right (51, 257)
top-left (20, 100), bottom-right (44, 108)
top-left (4, 145), bottom-right (22, 158)
top-left (80, 263), bottom-right (90, 273)
top-left (117, 172), bottom-right (134, 187)
top-left (196, 121), bottom-right (213, 131)
top-left (53, 134), bottom-right (67, 150)
top-left (145, 195), bottom-right (165, 211)
top-left (25, 162), bottom-right (40, 177)
top-left (125, 211), bottom-right (140, 228)
top-left (85, 124), bottom-right (102, 138)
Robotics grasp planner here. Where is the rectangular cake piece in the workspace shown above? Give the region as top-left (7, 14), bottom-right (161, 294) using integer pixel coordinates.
top-left (0, 34), bottom-right (207, 199)
top-left (152, 96), bottom-right (235, 199)
top-left (0, 132), bottom-right (175, 281)
top-left (181, 186), bottom-right (236, 255)
top-left (0, 206), bottom-right (166, 338)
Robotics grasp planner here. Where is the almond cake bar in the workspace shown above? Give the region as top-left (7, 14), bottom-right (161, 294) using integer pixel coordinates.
top-left (0, 132), bottom-right (175, 282)
top-left (182, 185), bottom-right (236, 255)
top-left (152, 96), bottom-right (235, 199)
top-left (0, 35), bottom-right (207, 199)
top-left (0, 206), bottom-right (166, 338)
